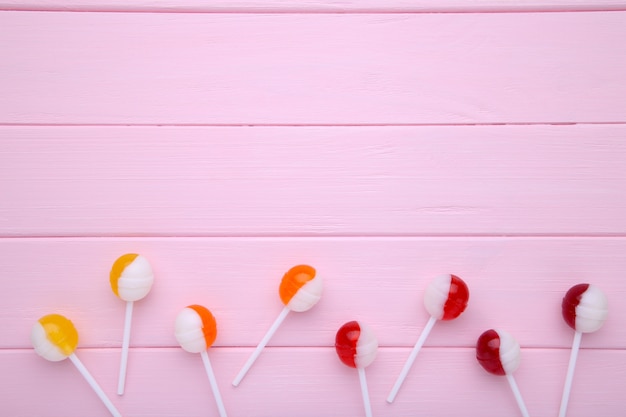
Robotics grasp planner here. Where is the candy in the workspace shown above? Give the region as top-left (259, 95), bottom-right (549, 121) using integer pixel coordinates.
top-left (561, 283), bottom-right (608, 334)
top-left (175, 305), bottom-right (227, 417)
top-left (31, 314), bottom-right (122, 417)
top-left (335, 321), bottom-right (378, 417)
top-left (476, 329), bottom-right (530, 417)
top-left (110, 253), bottom-right (154, 395)
top-left (387, 274), bottom-right (469, 403)
top-left (559, 284), bottom-right (608, 417)
top-left (232, 265), bottom-right (322, 386)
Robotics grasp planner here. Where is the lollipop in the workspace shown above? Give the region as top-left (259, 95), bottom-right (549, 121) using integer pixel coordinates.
top-left (559, 284), bottom-right (608, 417)
top-left (110, 253), bottom-right (154, 395)
top-left (476, 329), bottom-right (530, 417)
top-left (175, 305), bottom-right (228, 417)
top-left (387, 274), bottom-right (469, 403)
top-left (232, 264), bottom-right (322, 386)
top-left (335, 321), bottom-right (378, 417)
top-left (31, 314), bottom-right (122, 417)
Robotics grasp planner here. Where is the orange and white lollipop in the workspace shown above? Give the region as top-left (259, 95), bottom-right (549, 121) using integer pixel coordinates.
top-left (31, 314), bottom-right (122, 417)
top-left (175, 305), bottom-right (227, 417)
top-left (110, 253), bottom-right (154, 395)
top-left (232, 264), bottom-right (322, 386)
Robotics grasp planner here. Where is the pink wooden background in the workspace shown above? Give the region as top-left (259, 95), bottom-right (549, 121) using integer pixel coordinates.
top-left (1, 2), bottom-right (626, 417)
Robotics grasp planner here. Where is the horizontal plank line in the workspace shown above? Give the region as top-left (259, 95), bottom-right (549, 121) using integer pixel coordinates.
top-left (4, 233), bottom-right (626, 240)
top-left (2, 122), bottom-right (626, 128)
top-left (2, 8), bottom-right (626, 14)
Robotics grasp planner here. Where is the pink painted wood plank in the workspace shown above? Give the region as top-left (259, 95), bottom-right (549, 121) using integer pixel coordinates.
top-left (2, 347), bottom-right (624, 417)
top-left (2, 0), bottom-right (626, 12)
top-left (1, 12), bottom-right (626, 125)
top-left (2, 237), bottom-right (625, 349)
top-left (2, 125), bottom-right (625, 236)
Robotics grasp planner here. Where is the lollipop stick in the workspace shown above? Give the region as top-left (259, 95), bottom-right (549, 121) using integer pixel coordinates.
top-left (117, 300), bottom-right (133, 395)
top-left (232, 306), bottom-right (290, 386)
top-left (559, 330), bottom-right (582, 417)
top-left (69, 353), bottom-right (122, 417)
top-left (358, 367), bottom-right (373, 417)
top-left (506, 373), bottom-right (530, 417)
top-left (201, 350), bottom-right (228, 417)
top-left (387, 315), bottom-right (437, 403)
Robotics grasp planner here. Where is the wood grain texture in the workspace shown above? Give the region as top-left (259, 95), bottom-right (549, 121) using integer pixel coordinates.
top-left (1, 11), bottom-right (626, 125)
top-left (2, 237), bottom-right (625, 349)
top-left (2, 0), bottom-right (626, 12)
top-left (2, 125), bottom-right (626, 237)
top-left (2, 347), bottom-right (625, 417)
top-left (2, 4), bottom-right (625, 416)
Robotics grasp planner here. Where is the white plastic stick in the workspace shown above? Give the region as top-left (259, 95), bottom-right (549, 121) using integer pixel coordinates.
top-left (358, 367), bottom-right (373, 417)
top-left (506, 373), bottom-right (530, 417)
top-left (117, 300), bottom-right (133, 395)
top-left (232, 306), bottom-right (290, 386)
top-left (387, 315), bottom-right (437, 403)
top-left (69, 353), bottom-right (122, 417)
top-left (559, 331), bottom-right (582, 417)
top-left (201, 350), bottom-right (228, 417)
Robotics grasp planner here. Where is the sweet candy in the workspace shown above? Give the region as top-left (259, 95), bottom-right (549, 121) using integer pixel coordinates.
top-left (561, 283), bottom-right (608, 334)
top-left (175, 305), bottom-right (217, 353)
top-left (232, 265), bottom-right (322, 386)
top-left (335, 321), bottom-right (378, 417)
top-left (175, 305), bottom-right (227, 417)
top-left (387, 274), bottom-right (469, 403)
top-left (559, 284), bottom-right (608, 417)
top-left (476, 329), bottom-right (530, 417)
top-left (31, 314), bottom-right (122, 417)
top-left (110, 253), bottom-right (154, 395)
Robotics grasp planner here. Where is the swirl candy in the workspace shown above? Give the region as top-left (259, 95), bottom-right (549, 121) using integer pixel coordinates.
top-left (387, 274), bottom-right (469, 403)
top-left (476, 329), bottom-right (530, 417)
top-left (232, 265), bottom-right (322, 386)
top-left (110, 253), bottom-right (154, 395)
top-left (335, 321), bottom-right (378, 417)
top-left (175, 305), bottom-right (227, 417)
top-left (559, 284), bottom-right (608, 417)
top-left (31, 314), bottom-right (122, 417)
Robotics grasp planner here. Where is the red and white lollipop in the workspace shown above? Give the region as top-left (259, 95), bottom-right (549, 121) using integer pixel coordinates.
top-left (335, 321), bottom-right (378, 417)
top-left (175, 305), bottom-right (227, 417)
top-left (387, 274), bottom-right (469, 403)
top-left (559, 284), bottom-right (608, 417)
top-left (232, 265), bottom-right (322, 386)
top-left (476, 329), bottom-right (530, 417)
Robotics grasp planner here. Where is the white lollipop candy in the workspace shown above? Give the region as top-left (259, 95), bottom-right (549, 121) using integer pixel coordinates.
top-left (31, 314), bottom-right (122, 417)
top-left (232, 265), bottom-right (322, 386)
top-left (559, 284), bottom-right (608, 417)
top-left (335, 321), bottom-right (379, 417)
top-left (387, 274), bottom-right (469, 403)
top-left (110, 253), bottom-right (154, 395)
top-left (476, 329), bottom-right (530, 417)
top-left (175, 305), bottom-right (227, 417)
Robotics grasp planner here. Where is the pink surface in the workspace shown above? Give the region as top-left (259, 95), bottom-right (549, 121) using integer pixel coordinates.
top-left (1, 3), bottom-right (626, 417)
top-left (2, 0), bottom-right (626, 12)
top-left (1, 12), bottom-right (626, 125)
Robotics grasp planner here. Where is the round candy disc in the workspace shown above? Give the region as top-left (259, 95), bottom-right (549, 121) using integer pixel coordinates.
top-left (335, 321), bottom-right (378, 369)
top-left (110, 254), bottom-right (154, 302)
top-left (279, 265), bottom-right (322, 312)
top-left (423, 274), bottom-right (469, 320)
top-left (562, 283), bottom-right (608, 333)
top-left (175, 305), bottom-right (217, 353)
top-left (476, 329), bottom-right (521, 376)
top-left (31, 314), bottom-right (79, 362)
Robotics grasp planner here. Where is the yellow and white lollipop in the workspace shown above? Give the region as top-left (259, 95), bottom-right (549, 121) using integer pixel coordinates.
top-left (31, 314), bottom-right (122, 417)
top-left (110, 254), bottom-right (154, 395)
